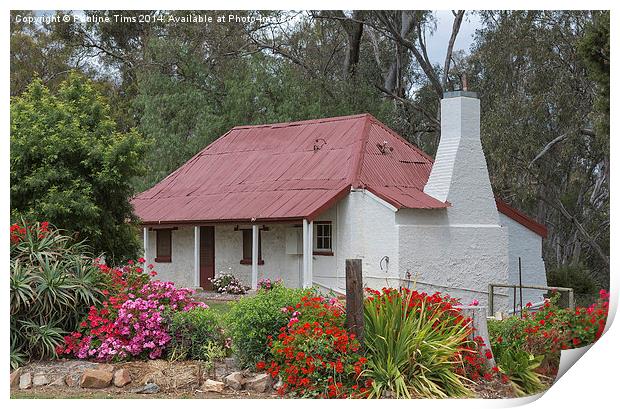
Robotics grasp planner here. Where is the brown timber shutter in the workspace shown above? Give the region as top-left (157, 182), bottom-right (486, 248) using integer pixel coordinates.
top-left (155, 229), bottom-right (172, 262)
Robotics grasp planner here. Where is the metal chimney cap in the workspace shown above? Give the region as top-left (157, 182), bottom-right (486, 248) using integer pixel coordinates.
top-left (443, 90), bottom-right (478, 99)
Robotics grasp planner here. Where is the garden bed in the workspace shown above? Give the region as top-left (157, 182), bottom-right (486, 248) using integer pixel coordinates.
top-left (11, 358), bottom-right (529, 399)
top-left (9, 222), bottom-right (608, 400)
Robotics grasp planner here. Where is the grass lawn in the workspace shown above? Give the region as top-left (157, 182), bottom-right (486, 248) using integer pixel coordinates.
top-left (206, 300), bottom-right (235, 320)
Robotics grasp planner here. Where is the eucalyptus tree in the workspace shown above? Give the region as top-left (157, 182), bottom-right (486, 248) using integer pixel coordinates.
top-left (468, 11), bottom-right (608, 284)
top-left (10, 10), bottom-right (76, 96)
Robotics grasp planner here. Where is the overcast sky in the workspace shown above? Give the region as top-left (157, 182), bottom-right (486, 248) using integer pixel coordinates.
top-left (33, 9), bottom-right (482, 67)
top-left (426, 10), bottom-right (482, 65)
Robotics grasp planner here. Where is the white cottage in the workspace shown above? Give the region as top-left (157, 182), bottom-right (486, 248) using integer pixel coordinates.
top-left (132, 91), bottom-right (548, 310)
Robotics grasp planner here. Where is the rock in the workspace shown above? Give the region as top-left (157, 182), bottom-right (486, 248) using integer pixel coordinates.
top-left (273, 377), bottom-right (283, 391)
top-left (50, 377), bottom-right (67, 387)
top-left (65, 373), bottom-right (81, 387)
top-left (113, 369), bottom-right (131, 387)
top-left (96, 364), bottom-right (115, 373)
top-left (201, 379), bottom-right (226, 393)
top-left (32, 373), bottom-right (50, 387)
top-left (132, 383), bottom-right (159, 394)
top-left (80, 369), bottom-right (113, 388)
top-left (10, 369), bottom-right (21, 389)
top-left (224, 357), bottom-right (239, 370)
top-left (245, 373), bottom-right (272, 393)
top-left (19, 372), bottom-right (32, 390)
top-left (224, 371), bottom-right (245, 390)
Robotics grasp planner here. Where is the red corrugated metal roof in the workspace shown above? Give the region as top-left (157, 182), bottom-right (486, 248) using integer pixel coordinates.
top-left (495, 198), bottom-right (548, 238)
top-left (132, 113), bottom-right (546, 237)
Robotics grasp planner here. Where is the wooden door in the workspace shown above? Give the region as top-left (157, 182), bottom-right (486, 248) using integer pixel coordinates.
top-left (200, 226), bottom-right (215, 290)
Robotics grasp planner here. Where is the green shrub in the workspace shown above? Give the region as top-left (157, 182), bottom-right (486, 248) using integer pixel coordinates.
top-left (493, 348), bottom-right (546, 396)
top-left (488, 315), bottom-right (556, 390)
top-left (363, 288), bottom-right (473, 398)
top-left (488, 316), bottom-right (530, 352)
top-left (168, 307), bottom-right (226, 361)
top-left (227, 286), bottom-right (306, 368)
top-left (547, 263), bottom-right (598, 294)
top-left (10, 219), bottom-right (108, 369)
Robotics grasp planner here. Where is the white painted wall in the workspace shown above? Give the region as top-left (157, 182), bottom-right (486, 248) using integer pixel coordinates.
top-left (313, 189), bottom-right (399, 293)
top-left (143, 191), bottom-right (544, 315)
top-left (146, 210), bottom-right (341, 290)
top-left (309, 205), bottom-right (339, 290)
top-left (146, 227), bottom-right (196, 288)
top-left (396, 208), bottom-right (510, 309)
top-left (214, 224), bottom-right (300, 288)
top-left (501, 213), bottom-right (548, 309)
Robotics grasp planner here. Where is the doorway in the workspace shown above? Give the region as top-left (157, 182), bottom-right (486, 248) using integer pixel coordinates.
top-left (200, 226), bottom-right (215, 290)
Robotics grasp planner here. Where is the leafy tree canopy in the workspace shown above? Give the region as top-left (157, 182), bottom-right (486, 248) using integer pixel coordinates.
top-left (10, 73), bottom-right (148, 263)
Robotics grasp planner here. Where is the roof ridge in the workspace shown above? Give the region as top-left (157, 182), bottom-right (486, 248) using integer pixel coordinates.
top-left (231, 113), bottom-right (371, 130)
top-left (365, 115), bottom-right (435, 163)
top-left (348, 114), bottom-right (373, 188)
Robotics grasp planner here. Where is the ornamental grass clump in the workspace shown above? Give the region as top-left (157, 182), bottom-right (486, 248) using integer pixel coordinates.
top-left (10, 220), bottom-right (108, 369)
top-left (362, 288), bottom-right (474, 399)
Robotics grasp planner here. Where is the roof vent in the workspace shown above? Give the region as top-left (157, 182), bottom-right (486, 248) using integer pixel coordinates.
top-left (376, 141), bottom-right (393, 154)
top-left (313, 138), bottom-right (327, 152)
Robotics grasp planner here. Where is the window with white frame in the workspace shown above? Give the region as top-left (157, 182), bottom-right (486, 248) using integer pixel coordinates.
top-left (314, 221), bottom-right (332, 252)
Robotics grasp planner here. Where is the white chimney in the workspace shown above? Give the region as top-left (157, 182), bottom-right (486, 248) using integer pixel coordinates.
top-left (424, 91), bottom-right (499, 224)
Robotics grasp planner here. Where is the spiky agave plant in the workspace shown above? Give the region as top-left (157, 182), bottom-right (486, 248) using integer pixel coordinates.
top-left (9, 219), bottom-right (108, 368)
top-left (362, 288), bottom-right (473, 398)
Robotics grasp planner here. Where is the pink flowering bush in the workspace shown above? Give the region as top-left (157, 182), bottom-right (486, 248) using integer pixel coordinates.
top-left (140, 281), bottom-right (205, 312)
top-left (258, 277), bottom-right (284, 291)
top-left (59, 260), bottom-right (207, 361)
top-left (98, 298), bottom-right (171, 360)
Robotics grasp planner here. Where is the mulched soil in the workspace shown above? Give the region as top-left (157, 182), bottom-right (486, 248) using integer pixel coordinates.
top-left (469, 378), bottom-right (518, 399)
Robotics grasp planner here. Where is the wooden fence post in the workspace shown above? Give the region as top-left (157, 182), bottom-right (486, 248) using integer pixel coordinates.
top-left (345, 259), bottom-right (364, 343)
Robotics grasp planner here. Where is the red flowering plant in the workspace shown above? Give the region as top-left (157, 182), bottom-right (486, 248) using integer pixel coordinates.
top-left (488, 289), bottom-right (610, 394)
top-left (10, 220), bottom-right (50, 243)
top-left (10, 220), bottom-right (52, 247)
top-left (457, 336), bottom-right (497, 384)
top-left (491, 289), bottom-right (610, 360)
top-left (522, 289), bottom-right (609, 349)
top-left (257, 293), bottom-right (371, 398)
